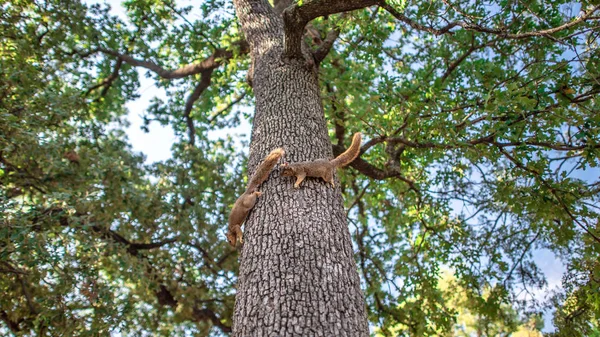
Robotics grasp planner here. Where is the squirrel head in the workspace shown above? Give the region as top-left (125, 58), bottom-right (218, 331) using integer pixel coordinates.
top-left (226, 232), bottom-right (236, 246)
top-left (280, 162), bottom-right (294, 176)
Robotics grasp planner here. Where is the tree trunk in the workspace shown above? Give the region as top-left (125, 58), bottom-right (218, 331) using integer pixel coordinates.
top-left (232, 1), bottom-right (369, 336)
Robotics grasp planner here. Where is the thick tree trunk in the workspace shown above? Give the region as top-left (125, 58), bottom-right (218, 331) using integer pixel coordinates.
top-left (231, 1), bottom-right (369, 336)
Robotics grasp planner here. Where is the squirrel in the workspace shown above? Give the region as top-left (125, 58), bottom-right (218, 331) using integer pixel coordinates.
top-left (226, 147), bottom-right (285, 247)
top-left (280, 132), bottom-right (362, 188)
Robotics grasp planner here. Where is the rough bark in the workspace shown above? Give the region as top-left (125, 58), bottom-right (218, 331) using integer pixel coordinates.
top-left (231, 0), bottom-right (369, 336)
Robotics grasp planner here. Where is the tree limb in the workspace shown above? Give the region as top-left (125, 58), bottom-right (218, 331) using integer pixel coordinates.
top-left (186, 242), bottom-right (222, 276)
top-left (497, 147), bottom-right (600, 245)
top-left (0, 311), bottom-right (23, 333)
top-left (184, 70), bottom-right (214, 146)
top-left (33, 208), bottom-right (177, 256)
top-left (273, 0), bottom-right (295, 14)
top-left (85, 58), bottom-right (123, 97)
top-left (129, 237), bottom-right (179, 250)
top-left (97, 47), bottom-right (232, 79)
top-left (0, 261), bottom-right (28, 275)
top-left (382, 3), bottom-right (600, 39)
top-left (441, 37), bottom-right (482, 83)
top-left (207, 92), bottom-right (247, 124)
top-left (333, 144), bottom-right (420, 198)
top-left (313, 27), bottom-right (341, 65)
top-left (16, 276), bottom-right (37, 315)
top-left (283, 0), bottom-right (379, 59)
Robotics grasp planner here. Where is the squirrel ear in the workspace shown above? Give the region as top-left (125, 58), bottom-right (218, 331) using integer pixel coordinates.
top-left (281, 162), bottom-right (288, 167)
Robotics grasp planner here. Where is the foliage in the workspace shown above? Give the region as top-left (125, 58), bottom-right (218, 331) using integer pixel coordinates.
top-left (1, 0), bottom-right (599, 336)
top-left (375, 271), bottom-right (545, 336)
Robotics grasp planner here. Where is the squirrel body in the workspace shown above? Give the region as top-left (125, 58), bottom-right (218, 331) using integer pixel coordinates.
top-left (281, 132), bottom-right (362, 188)
top-left (226, 148), bottom-right (285, 247)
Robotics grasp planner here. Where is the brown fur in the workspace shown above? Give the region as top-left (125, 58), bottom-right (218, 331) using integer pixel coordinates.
top-left (280, 133), bottom-right (362, 188)
top-left (226, 190), bottom-right (262, 246)
top-left (226, 148), bottom-right (285, 247)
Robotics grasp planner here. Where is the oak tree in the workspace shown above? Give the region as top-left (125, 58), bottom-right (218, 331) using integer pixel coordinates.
top-left (1, 0), bottom-right (599, 336)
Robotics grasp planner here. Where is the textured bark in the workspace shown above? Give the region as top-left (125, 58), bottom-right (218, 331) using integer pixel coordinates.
top-left (231, 0), bottom-right (369, 336)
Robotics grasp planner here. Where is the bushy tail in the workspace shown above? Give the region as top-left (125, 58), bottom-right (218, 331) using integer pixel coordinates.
top-left (330, 132), bottom-right (362, 168)
top-left (247, 148), bottom-right (285, 191)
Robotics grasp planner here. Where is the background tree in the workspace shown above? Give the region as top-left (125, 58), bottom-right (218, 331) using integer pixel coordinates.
top-left (1, 0), bottom-right (599, 336)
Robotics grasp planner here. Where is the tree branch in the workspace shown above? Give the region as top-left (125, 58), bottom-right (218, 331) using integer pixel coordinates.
top-left (497, 147), bottom-right (600, 245)
top-left (85, 58), bottom-right (123, 97)
top-left (333, 145), bottom-right (388, 179)
top-left (0, 311), bottom-right (23, 333)
top-left (382, 3), bottom-right (600, 39)
top-left (359, 136), bottom-right (385, 154)
top-left (184, 70), bottom-right (214, 146)
top-left (129, 237), bottom-right (179, 251)
top-left (283, 0), bottom-right (379, 59)
top-left (0, 261), bottom-right (28, 275)
top-left (88, 224), bottom-right (178, 255)
top-left (186, 242), bottom-right (221, 276)
top-left (313, 27), bottom-right (341, 65)
top-left (441, 37), bottom-right (483, 83)
top-left (347, 181), bottom-right (370, 217)
top-left (333, 144), bottom-right (420, 197)
top-left (33, 208), bottom-right (177, 256)
top-left (273, 0), bottom-right (295, 14)
top-left (97, 48), bottom-right (232, 79)
top-left (207, 92), bottom-right (247, 124)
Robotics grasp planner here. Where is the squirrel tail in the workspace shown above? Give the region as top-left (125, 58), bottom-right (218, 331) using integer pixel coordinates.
top-left (247, 147), bottom-right (285, 191)
top-left (330, 132), bottom-right (362, 168)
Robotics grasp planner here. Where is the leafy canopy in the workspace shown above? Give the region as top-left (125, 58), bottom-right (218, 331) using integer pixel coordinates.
top-left (1, 0), bottom-right (599, 336)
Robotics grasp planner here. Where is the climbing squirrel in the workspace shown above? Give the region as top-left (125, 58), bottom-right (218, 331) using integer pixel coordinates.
top-left (226, 147), bottom-right (285, 247)
top-left (280, 132), bottom-right (362, 188)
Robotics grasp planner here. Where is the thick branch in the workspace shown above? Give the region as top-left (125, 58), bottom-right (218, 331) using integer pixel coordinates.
top-left (283, 0), bottom-right (379, 59)
top-left (332, 144), bottom-right (398, 180)
top-left (333, 143), bottom-right (419, 198)
top-left (273, 0), bottom-right (295, 14)
top-left (88, 225), bottom-right (177, 255)
top-left (98, 48), bottom-right (231, 79)
top-left (313, 27), bottom-right (341, 65)
top-left (359, 136), bottom-right (386, 154)
top-left (0, 311), bottom-right (23, 333)
top-left (18, 276), bottom-right (38, 315)
top-left (0, 261), bottom-right (28, 275)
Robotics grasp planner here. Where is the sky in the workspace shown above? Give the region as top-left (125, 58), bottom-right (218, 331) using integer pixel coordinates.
top-left (82, 0), bottom-right (600, 333)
